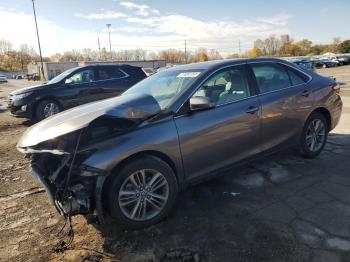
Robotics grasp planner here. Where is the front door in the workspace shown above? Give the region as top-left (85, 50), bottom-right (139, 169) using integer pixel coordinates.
top-left (63, 68), bottom-right (99, 107)
top-left (174, 65), bottom-right (261, 181)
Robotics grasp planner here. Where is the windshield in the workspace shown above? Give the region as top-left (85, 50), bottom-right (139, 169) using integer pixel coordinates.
top-left (123, 69), bottom-right (203, 109)
top-left (47, 67), bottom-right (78, 84)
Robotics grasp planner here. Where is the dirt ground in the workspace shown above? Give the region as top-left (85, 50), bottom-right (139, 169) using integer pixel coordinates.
top-left (1, 66), bottom-right (350, 262)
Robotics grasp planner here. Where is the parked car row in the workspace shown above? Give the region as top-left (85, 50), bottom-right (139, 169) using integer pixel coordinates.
top-left (15, 58), bottom-right (342, 228)
top-left (288, 54), bottom-right (350, 71)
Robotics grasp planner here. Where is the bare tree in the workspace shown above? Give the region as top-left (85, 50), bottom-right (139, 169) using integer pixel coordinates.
top-left (19, 44), bottom-right (37, 56)
top-left (333, 37), bottom-right (341, 45)
top-left (208, 49), bottom-right (222, 60)
top-left (0, 38), bottom-right (13, 54)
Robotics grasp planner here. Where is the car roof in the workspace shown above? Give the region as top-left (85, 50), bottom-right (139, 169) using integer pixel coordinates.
top-left (166, 57), bottom-right (290, 72)
top-left (79, 64), bottom-right (140, 69)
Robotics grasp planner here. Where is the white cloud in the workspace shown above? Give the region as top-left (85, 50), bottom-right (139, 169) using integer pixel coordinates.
top-left (0, 6), bottom-right (292, 56)
top-left (256, 14), bottom-right (292, 26)
top-left (119, 1), bottom-right (159, 17)
top-left (75, 10), bottom-right (127, 20)
top-left (121, 13), bottom-right (292, 54)
top-left (125, 14), bottom-right (291, 39)
top-left (0, 8), bottom-right (104, 55)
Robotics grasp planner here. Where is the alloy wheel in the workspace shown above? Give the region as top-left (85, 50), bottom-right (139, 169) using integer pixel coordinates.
top-left (118, 169), bottom-right (169, 221)
top-left (43, 102), bottom-right (60, 118)
top-left (305, 119), bottom-right (326, 152)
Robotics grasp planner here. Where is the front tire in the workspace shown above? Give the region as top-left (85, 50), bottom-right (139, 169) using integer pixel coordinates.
top-left (35, 99), bottom-right (61, 121)
top-left (299, 112), bottom-right (328, 158)
top-left (107, 156), bottom-right (178, 228)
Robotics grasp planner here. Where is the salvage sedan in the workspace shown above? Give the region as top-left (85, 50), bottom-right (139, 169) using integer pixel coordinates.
top-left (17, 58), bottom-right (342, 228)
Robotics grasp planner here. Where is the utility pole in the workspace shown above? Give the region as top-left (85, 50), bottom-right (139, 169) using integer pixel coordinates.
top-left (97, 37), bottom-right (101, 61)
top-left (106, 24), bottom-right (112, 60)
top-left (238, 40), bottom-right (241, 57)
top-left (184, 40), bottom-right (187, 63)
top-left (31, 0), bottom-right (45, 80)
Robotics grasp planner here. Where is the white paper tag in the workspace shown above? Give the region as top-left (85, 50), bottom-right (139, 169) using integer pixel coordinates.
top-left (176, 72), bottom-right (201, 78)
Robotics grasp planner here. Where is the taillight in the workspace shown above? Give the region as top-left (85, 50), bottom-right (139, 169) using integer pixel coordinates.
top-left (332, 83), bottom-right (340, 94)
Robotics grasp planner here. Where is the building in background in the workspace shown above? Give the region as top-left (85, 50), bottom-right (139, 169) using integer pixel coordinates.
top-left (27, 62), bottom-right (79, 80)
top-left (27, 60), bottom-right (166, 80)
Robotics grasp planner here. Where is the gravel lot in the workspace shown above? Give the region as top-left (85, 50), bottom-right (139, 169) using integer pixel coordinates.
top-left (1, 66), bottom-right (350, 262)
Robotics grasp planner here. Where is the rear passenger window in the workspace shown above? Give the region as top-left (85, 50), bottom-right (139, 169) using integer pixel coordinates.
top-left (251, 63), bottom-right (291, 94)
top-left (286, 67), bottom-right (307, 86)
top-left (98, 67), bottom-right (126, 80)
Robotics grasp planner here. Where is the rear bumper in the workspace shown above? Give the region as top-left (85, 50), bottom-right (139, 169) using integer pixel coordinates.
top-left (330, 96), bottom-right (342, 131)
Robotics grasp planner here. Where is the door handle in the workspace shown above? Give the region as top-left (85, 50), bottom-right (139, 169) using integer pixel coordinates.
top-left (246, 106), bottom-right (259, 114)
top-left (301, 90), bottom-right (311, 97)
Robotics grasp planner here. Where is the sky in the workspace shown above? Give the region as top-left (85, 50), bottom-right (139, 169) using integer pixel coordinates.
top-left (0, 0), bottom-right (349, 56)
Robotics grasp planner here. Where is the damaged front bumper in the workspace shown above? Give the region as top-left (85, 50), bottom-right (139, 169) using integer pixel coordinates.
top-left (30, 151), bottom-right (107, 223)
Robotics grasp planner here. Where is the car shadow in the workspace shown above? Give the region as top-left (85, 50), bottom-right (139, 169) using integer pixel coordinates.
top-left (21, 119), bottom-right (35, 127)
top-left (85, 133), bottom-right (350, 261)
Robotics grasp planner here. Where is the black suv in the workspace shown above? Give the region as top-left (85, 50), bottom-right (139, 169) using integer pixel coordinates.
top-left (8, 64), bottom-right (146, 121)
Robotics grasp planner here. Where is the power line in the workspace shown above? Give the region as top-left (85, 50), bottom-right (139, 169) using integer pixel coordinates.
top-left (184, 40), bottom-right (187, 63)
top-left (238, 40), bottom-right (241, 57)
top-left (31, 0), bottom-right (45, 80)
top-left (97, 37), bottom-right (101, 60)
top-left (106, 24), bottom-right (112, 60)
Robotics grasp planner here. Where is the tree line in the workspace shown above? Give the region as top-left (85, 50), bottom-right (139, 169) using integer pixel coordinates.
top-left (243, 35), bottom-right (350, 58)
top-left (1, 35), bottom-right (350, 72)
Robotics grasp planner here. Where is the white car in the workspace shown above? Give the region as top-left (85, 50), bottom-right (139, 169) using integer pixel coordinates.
top-left (0, 75), bottom-right (8, 83)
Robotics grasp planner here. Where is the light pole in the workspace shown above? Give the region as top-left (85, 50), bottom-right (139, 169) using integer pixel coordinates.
top-left (31, 0), bottom-right (45, 80)
top-left (106, 24), bottom-right (112, 60)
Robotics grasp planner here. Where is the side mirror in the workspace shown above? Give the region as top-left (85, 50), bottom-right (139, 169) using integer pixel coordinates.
top-left (189, 96), bottom-right (215, 111)
top-left (65, 78), bottom-right (73, 85)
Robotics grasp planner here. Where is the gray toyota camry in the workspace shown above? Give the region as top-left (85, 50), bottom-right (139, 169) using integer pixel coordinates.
top-left (17, 58), bottom-right (342, 228)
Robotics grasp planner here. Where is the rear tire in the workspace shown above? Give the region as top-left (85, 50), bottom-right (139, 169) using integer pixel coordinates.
top-left (107, 156), bottom-right (178, 228)
top-left (299, 112), bottom-right (328, 158)
top-left (35, 99), bottom-right (61, 121)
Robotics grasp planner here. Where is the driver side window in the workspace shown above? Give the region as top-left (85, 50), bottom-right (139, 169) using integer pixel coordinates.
top-left (66, 69), bottom-right (94, 84)
top-left (193, 66), bottom-right (251, 106)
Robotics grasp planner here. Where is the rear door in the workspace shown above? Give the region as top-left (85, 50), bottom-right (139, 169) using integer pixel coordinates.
top-left (174, 65), bottom-right (261, 181)
top-left (248, 62), bottom-right (311, 151)
top-left (95, 66), bottom-right (129, 99)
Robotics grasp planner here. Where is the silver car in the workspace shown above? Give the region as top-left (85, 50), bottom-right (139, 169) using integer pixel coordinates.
top-left (17, 58), bottom-right (342, 228)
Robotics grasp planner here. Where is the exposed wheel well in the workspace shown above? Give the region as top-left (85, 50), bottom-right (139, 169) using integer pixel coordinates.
top-left (312, 107), bottom-right (331, 131)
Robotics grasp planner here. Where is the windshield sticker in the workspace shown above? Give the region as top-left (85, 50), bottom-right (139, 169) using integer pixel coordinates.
top-left (177, 72), bottom-right (201, 78)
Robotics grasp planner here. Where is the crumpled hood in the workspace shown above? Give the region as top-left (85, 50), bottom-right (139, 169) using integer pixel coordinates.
top-left (10, 83), bottom-right (50, 95)
top-left (17, 93), bottom-right (161, 149)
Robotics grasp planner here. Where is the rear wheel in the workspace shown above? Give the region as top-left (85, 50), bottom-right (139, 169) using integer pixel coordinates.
top-left (35, 99), bottom-right (60, 121)
top-left (299, 112), bottom-right (328, 158)
top-left (107, 156), bottom-right (178, 228)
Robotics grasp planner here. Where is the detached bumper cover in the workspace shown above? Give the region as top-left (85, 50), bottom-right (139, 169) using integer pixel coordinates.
top-left (31, 166), bottom-right (57, 206)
